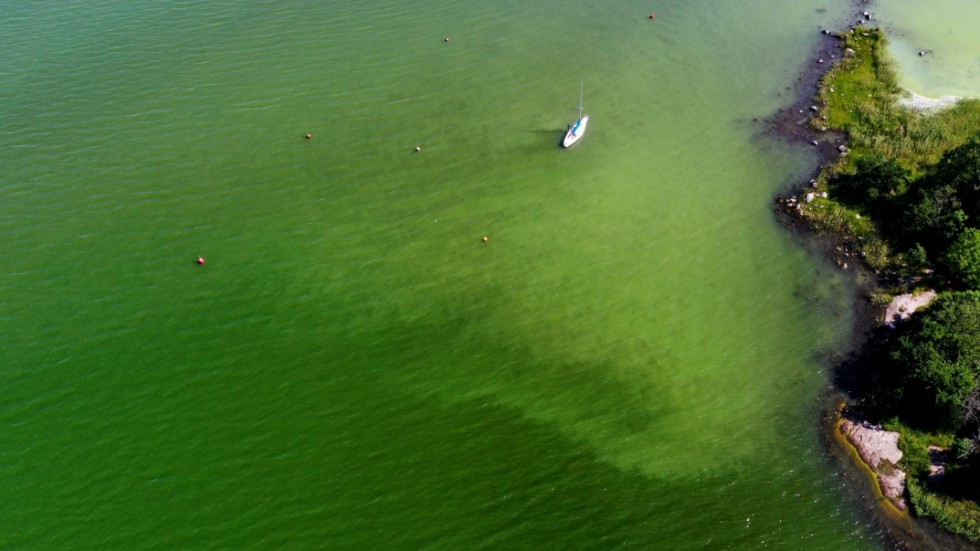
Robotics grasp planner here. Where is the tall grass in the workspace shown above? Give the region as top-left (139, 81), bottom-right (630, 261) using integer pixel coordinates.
top-left (908, 478), bottom-right (980, 543)
top-left (812, 28), bottom-right (980, 175)
top-left (797, 27), bottom-right (980, 273)
top-left (802, 28), bottom-right (980, 541)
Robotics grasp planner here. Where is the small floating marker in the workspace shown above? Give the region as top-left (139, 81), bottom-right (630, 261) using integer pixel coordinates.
top-left (415, 145), bottom-right (421, 152)
top-left (197, 256), bottom-right (206, 265)
top-left (306, 133), bottom-right (312, 139)
top-left (444, 37), bottom-right (450, 42)
top-left (481, 236), bottom-right (489, 243)
top-left (648, 13), bottom-right (655, 20)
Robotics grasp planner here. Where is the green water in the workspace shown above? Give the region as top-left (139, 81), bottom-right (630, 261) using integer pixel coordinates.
top-left (3, 1), bottom-right (975, 549)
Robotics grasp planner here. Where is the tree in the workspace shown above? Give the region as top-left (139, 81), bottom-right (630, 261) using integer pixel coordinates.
top-left (903, 180), bottom-right (967, 250)
top-left (832, 154), bottom-right (910, 220)
top-left (902, 135), bottom-right (980, 249)
top-left (934, 135), bottom-right (980, 222)
top-left (944, 228), bottom-right (980, 289)
top-left (905, 242), bottom-right (929, 271)
top-left (888, 291), bottom-right (980, 429)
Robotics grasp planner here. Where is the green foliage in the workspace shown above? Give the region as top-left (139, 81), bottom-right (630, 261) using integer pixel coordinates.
top-left (903, 180), bottom-right (967, 249)
top-left (933, 136), bottom-right (980, 220)
top-left (869, 291), bottom-right (894, 308)
top-left (883, 419), bottom-right (954, 475)
top-left (802, 130), bottom-right (980, 271)
top-left (862, 238), bottom-right (892, 270)
top-left (908, 477), bottom-right (980, 543)
top-left (888, 292), bottom-right (980, 429)
top-left (815, 26), bottom-right (980, 175)
top-left (954, 437), bottom-right (975, 459)
top-left (893, 424), bottom-right (936, 478)
top-left (809, 28), bottom-right (980, 539)
top-left (795, 195), bottom-right (893, 270)
top-left (944, 228), bottom-right (980, 289)
top-left (815, 28), bottom-right (898, 137)
top-left (831, 154), bottom-right (910, 211)
top-left (900, 137), bottom-right (980, 252)
top-left (905, 243), bottom-right (929, 271)
top-left (800, 29), bottom-right (980, 272)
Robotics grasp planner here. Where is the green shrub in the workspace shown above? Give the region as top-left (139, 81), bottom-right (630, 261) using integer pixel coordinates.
top-left (944, 228), bottom-right (980, 289)
top-left (905, 243), bottom-right (929, 271)
top-left (908, 478), bottom-right (980, 543)
top-left (886, 420), bottom-right (937, 478)
top-left (888, 292), bottom-right (980, 429)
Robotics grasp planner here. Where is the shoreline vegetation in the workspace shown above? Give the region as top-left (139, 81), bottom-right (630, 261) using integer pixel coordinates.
top-left (777, 16), bottom-right (980, 547)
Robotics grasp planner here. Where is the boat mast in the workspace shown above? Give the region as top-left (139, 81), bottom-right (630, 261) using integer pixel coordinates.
top-left (578, 78), bottom-right (584, 119)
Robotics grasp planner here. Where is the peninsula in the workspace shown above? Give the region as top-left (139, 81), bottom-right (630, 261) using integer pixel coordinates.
top-left (781, 23), bottom-right (980, 545)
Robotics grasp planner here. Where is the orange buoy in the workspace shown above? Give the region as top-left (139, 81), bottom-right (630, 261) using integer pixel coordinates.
top-left (305, 133), bottom-right (312, 139)
top-left (197, 256), bottom-right (206, 265)
top-left (649, 13), bottom-right (655, 20)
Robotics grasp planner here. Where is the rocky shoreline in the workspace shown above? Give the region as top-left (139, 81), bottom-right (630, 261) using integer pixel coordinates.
top-left (768, 1), bottom-right (980, 547)
top-left (839, 415), bottom-right (907, 510)
top-left (831, 290), bottom-right (937, 516)
top-left (767, 21), bottom-right (863, 273)
top-left (767, 3), bottom-right (950, 549)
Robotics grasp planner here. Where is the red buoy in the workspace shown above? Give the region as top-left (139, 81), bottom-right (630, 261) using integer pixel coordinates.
top-left (197, 256), bottom-right (206, 265)
top-left (649, 13), bottom-right (655, 19)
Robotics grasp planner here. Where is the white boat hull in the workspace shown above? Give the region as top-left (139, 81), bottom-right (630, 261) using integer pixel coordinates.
top-left (562, 114), bottom-right (589, 148)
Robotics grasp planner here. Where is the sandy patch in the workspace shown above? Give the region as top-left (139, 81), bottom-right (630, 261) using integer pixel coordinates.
top-left (898, 91), bottom-right (961, 111)
top-left (928, 445), bottom-right (947, 481)
top-left (884, 290), bottom-right (937, 327)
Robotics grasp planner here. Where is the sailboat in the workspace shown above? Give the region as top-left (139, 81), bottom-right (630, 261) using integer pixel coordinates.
top-left (562, 79), bottom-right (589, 148)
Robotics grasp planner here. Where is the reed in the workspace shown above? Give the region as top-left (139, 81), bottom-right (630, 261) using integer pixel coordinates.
top-left (908, 478), bottom-right (980, 543)
top-left (796, 27), bottom-right (980, 274)
top-left (812, 27), bottom-right (980, 175)
top-left (802, 28), bottom-right (980, 540)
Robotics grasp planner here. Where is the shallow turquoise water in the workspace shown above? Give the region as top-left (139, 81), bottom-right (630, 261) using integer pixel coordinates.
top-left (871, 0), bottom-right (980, 97)
top-left (3, 1), bottom-right (974, 549)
